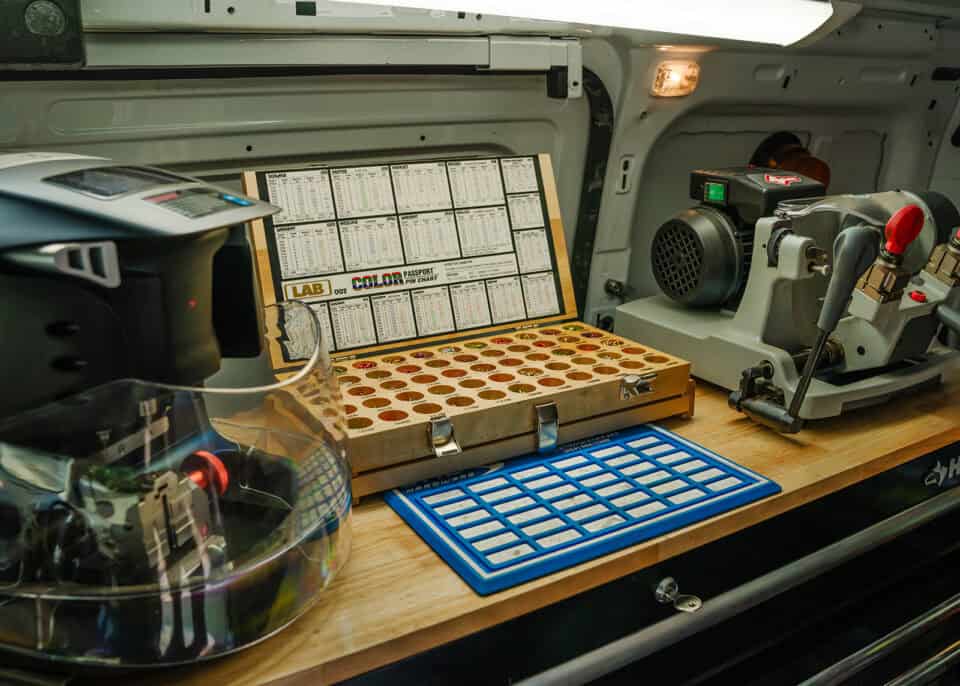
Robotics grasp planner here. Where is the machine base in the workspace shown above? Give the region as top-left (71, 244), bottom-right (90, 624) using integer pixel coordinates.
top-left (616, 296), bottom-right (959, 420)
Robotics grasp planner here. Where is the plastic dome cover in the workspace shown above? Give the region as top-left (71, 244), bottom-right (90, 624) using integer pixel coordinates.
top-left (0, 302), bottom-right (351, 668)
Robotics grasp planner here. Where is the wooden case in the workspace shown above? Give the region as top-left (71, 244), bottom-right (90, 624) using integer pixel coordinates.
top-left (242, 154), bottom-right (694, 496)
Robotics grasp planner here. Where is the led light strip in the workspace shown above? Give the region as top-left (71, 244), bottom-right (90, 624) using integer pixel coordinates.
top-left (330, 0), bottom-right (839, 46)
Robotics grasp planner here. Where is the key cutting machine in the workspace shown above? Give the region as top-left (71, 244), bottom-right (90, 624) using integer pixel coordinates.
top-left (0, 153), bottom-right (352, 669)
top-left (617, 167), bottom-right (960, 432)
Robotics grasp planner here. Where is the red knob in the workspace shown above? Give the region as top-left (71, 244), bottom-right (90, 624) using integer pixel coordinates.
top-left (185, 450), bottom-right (229, 495)
top-left (884, 204), bottom-right (925, 257)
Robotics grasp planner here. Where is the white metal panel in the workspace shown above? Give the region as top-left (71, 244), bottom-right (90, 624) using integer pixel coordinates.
top-left (0, 73), bottom-right (589, 248)
top-left (82, 34), bottom-right (584, 98)
top-left (930, 92), bottom-right (960, 206)
top-left (81, 0), bottom-right (599, 37)
top-left (77, 0), bottom-right (956, 51)
top-left (85, 34), bottom-right (492, 67)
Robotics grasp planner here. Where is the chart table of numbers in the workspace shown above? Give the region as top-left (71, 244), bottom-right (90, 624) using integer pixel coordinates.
top-left (244, 154), bottom-right (574, 372)
top-left (386, 425), bottom-right (781, 595)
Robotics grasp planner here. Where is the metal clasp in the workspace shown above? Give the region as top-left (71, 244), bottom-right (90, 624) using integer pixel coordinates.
top-left (620, 372), bottom-right (657, 400)
top-left (655, 576), bottom-right (702, 614)
top-left (428, 415), bottom-right (461, 458)
top-left (535, 402), bottom-right (559, 453)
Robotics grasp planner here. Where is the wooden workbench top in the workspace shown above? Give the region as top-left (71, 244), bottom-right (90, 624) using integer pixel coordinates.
top-left (144, 378), bottom-right (960, 686)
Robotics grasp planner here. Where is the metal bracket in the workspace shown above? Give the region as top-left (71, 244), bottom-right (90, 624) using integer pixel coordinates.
top-left (428, 415), bottom-right (461, 458)
top-left (620, 373), bottom-right (657, 400)
top-left (654, 576), bottom-right (703, 614)
top-left (489, 37), bottom-right (583, 93)
top-left (83, 33), bottom-right (584, 99)
top-left (535, 401), bottom-right (559, 453)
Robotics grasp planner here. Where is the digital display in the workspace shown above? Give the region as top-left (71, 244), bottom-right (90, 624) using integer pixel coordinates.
top-left (145, 188), bottom-right (248, 219)
top-left (45, 166), bottom-right (189, 198)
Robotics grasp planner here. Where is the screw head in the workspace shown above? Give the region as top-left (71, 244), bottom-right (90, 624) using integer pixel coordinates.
top-left (24, 0), bottom-right (66, 37)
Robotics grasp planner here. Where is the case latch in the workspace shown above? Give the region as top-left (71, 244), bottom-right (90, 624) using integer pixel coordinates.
top-left (620, 373), bottom-right (657, 400)
top-left (428, 415), bottom-right (462, 458)
top-left (535, 402), bottom-right (559, 453)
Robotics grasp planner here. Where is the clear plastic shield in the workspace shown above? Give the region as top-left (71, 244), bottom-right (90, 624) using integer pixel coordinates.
top-left (0, 302), bottom-right (350, 668)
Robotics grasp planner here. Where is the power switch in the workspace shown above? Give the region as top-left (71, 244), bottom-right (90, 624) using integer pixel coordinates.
top-left (909, 290), bottom-right (928, 303)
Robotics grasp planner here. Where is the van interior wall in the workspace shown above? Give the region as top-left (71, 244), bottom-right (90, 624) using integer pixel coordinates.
top-left (0, 70), bottom-right (590, 385)
top-left (0, 72), bottom-right (589, 246)
top-left (5, 9), bottom-right (960, 370)
top-left (582, 15), bottom-right (960, 326)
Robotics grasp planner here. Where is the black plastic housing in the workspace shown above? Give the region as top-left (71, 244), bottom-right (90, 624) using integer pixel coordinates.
top-left (0, 230), bottom-right (228, 418)
top-left (690, 167), bottom-right (825, 224)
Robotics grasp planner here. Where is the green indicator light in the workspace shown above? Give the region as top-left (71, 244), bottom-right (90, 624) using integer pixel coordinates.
top-left (705, 181), bottom-right (726, 203)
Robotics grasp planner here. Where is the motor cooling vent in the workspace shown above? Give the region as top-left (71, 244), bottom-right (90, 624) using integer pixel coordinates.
top-left (650, 206), bottom-right (746, 308)
top-left (652, 220), bottom-right (704, 301)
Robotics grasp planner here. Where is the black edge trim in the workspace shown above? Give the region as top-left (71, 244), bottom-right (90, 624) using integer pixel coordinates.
top-left (568, 68), bottom-right (615, 316)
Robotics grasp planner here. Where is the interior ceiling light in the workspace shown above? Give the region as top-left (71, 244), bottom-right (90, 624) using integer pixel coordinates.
top-left (652, 60), bottom-right (700, 97)
top-left (331, 0), bottom-right (843, 47)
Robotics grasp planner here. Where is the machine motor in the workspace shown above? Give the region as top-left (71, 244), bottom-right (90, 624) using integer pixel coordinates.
top-left (651, 168), bottom-right (826, 307)
top-left (621, 166), bottom-right (960, 433)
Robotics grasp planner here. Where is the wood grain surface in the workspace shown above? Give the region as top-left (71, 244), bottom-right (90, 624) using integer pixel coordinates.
top-left (135, 375), bottom-right (960, 686)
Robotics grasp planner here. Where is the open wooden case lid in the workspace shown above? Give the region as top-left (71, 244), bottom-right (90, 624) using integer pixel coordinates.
top-left (241, 154), bottom-right (577, 374)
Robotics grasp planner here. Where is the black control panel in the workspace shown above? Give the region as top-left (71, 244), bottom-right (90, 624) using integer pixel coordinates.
top-left (145, 188), bottom-right (255, 219)
top-left (690, 167), bottom-right (825, 223)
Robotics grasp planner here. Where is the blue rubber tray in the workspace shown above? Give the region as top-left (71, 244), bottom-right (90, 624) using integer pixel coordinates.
top-left (385, 425), bottom-right (781, 595)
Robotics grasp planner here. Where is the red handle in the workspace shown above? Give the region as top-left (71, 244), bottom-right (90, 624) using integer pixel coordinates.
top-left (885, 204), bottom-right (925, 256)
